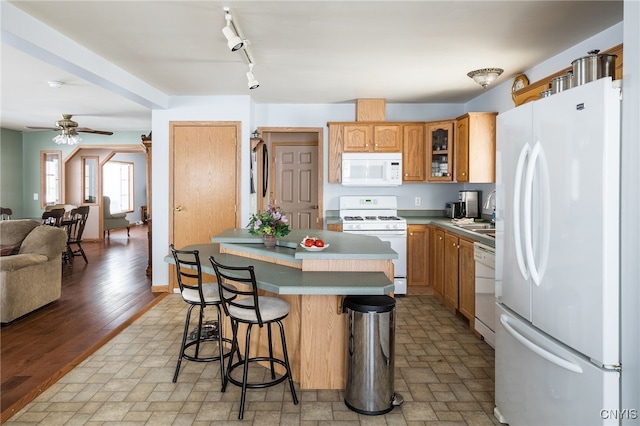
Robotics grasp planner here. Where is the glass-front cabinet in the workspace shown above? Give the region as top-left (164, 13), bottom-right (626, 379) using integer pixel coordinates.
top-left (426, 120), bottom-right (454, 182)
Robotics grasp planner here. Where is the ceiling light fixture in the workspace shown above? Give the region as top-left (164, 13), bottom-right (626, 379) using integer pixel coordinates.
top-left (53, 129), bottom-right (82, 145)
top-left (222, 9), bottom-right (244, 51)
top-left (467, 68), bottom-right (504, 89)
top-left (47, 80), bottom-right (64, 89)
top-left (246, 64), bottom-right (259, 89)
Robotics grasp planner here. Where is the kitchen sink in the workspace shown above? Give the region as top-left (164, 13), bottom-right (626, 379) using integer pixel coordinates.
top-left (472, 229), bottom-right (496, 236)
top-left (456, 223), bottom-right (495, 230)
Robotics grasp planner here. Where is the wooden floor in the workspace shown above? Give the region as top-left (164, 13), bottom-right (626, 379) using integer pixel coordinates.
top-left (0, 224), bottom-right (165, 423)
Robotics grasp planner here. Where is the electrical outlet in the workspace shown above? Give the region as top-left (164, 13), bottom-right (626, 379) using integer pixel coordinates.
top-left (414, 197), bottom-right (421, 206)
top-left (33, 193), bottom-right (39, 201)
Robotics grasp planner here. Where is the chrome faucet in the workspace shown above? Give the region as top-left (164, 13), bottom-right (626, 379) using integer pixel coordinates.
top-left (484, 190), bottom-right (496, 224)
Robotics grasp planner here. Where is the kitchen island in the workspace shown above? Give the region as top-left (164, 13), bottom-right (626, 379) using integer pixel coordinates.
top-left (165, 229), bottom-right (396, 389)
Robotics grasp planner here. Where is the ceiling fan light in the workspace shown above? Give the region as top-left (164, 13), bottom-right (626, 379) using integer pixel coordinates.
top-left (53, 133), bottom-right (82, 145)
top-left (222, 25), bottom-right (244, 51)
top-left (246, 69), bottom-right (259, 90)
top-left (467, 68), bottom-right (504, 89)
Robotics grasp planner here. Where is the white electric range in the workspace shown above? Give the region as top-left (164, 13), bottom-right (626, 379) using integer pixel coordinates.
top-left (339, 196), bottom-right (407, 294)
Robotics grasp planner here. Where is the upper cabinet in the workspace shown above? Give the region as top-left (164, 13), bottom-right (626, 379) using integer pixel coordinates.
top-left (343, 124), bottom-right (401, 152)
top-left (426, 120), bottom-right (455, 182)
top-left (454, 112), bottom-right (497, 183)
top-left (328, 121), bottom-right (409, 183)
top-left (402, 124), bottom-right (425, 181)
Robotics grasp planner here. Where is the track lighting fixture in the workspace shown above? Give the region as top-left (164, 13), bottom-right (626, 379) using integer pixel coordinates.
top-left (246, 64), bottom-right (259, 89)
top-left (222, 11), bottom-right (244, 51)
top-left (222, 7), bottom-right (261, 90)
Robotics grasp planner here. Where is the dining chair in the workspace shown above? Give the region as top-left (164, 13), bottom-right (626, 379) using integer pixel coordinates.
top-left (41, 208), bottom-right (65, 226)
top-left (0, 207), bottom-right (12, 220)
top-left (208, 256), bottom-right (298, 420)
top-left (169, 245), bottom-right (235, 390)
top-left (66, 206), bottom-right (90, 263)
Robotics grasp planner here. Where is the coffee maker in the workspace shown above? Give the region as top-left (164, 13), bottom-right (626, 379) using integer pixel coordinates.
top-left (458, 190), bottom-right (480, 218)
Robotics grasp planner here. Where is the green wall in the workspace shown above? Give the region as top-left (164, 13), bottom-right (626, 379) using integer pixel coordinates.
top-left (0, 128), bottom-right (24, 218)
top-left (8, 129), bottom-right (146, 220)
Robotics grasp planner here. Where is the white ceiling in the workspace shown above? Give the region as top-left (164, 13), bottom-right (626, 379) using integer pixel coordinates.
top-left (1, 1), bottom-right (623, 133)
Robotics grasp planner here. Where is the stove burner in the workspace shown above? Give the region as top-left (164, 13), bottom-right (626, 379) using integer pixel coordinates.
top-left (365, 216), bottom-right (377, 220)
top-left (343, 216), bottom-right (364, 221)
top-left (378, 216), bottom-right (400, 221)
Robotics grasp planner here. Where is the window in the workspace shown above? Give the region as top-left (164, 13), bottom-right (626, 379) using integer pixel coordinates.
top-left (41, 150), bottom-right (61, 208)
top-left (82, 156), bottom-right (99, 204)
top-left (103, 161), bottom-right (133, 213)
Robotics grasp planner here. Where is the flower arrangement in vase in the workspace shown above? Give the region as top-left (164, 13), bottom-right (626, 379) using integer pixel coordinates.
top-left (247, 201), bottom-right (290, 246)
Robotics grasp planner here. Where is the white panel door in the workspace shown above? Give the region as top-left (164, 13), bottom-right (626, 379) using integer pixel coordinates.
top-left (531, 78), bottom-right (620, 366)
top-left (496, 102), bottom-right (534, 321)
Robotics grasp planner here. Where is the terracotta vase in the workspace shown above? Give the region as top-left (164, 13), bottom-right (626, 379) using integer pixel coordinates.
top-left (262, 235), bottom-right (277, 248)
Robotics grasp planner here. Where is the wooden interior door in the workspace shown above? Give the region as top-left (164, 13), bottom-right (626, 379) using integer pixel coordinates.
top-left (170, 122), bottom-right (240, 289)
top-left (274, 143), bottom-right (319, 230)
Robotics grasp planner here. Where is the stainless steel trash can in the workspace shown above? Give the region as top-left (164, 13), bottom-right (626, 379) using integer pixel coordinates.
top-left (342, 295), bottom-right (403, 415)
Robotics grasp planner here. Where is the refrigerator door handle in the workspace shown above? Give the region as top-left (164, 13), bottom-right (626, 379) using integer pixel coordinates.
top-left (513, 143), bottom-right (531, 280)
top-left (500, 314), bottom-right (583, 374)
top-left (523, 141), bottom-right (543, 286)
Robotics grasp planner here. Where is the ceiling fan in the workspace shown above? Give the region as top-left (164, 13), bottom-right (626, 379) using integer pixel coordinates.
top-left (27, 114), bottom-right (114, 135)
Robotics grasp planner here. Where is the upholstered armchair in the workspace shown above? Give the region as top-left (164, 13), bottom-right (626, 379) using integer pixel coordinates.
top-left (103, 196), bottom-right (130, 238)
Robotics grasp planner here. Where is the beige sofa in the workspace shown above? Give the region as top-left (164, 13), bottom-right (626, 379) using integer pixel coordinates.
top-left (0, 220), bottom-right (68, 323)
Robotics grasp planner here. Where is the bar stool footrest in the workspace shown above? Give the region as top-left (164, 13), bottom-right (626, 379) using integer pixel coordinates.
top-left (182, 337), bottom-right (235, 363)
top-left (227, 357), bottom-right (289, 389)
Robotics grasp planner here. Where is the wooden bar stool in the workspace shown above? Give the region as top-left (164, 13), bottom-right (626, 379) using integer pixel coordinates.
top-left (170, 245), bottom-right (235, 390)
top-left (209, 256), bottom-right (298, 420)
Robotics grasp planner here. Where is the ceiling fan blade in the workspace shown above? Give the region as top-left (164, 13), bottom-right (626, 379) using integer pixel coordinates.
top-left (26, 126), bottom-right (59, 130)
top-left (76, 128), bottom-right (114, 136)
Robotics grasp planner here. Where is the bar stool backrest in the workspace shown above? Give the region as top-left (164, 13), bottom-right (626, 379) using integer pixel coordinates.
top-left (208, 257), bottom-right (264, 327)
top-left (170, 245), bottom-right (208, 305)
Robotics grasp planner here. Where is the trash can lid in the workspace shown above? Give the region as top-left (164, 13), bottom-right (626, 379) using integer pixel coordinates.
top-left (343, 295), bottom-right (396, 313)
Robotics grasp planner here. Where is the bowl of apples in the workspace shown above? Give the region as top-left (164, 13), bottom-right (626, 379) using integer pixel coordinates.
top-left (300, 236), bottom-right (329, 251)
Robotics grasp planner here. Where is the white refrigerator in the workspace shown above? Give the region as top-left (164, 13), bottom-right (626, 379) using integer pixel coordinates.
top-left (494, 77), bottom-right (622, 425)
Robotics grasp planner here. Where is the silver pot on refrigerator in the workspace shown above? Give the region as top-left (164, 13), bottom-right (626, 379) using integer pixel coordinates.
top-left (571, 49), bottom-right (617, 86)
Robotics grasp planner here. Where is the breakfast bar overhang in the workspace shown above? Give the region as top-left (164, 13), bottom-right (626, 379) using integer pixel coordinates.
top-left (165, 229), bottom-right (397, 390)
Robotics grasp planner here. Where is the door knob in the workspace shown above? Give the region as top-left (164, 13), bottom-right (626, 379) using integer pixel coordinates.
top-left (175, 206), bottom-right (183, 212)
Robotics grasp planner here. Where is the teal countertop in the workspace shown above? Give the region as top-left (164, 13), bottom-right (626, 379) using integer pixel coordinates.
top-left (212, 228), bottom-right (398, 261)
top-left (325, 214), bottom-right (495, 248)
top-left (166, 229), bottom-right (398, 295)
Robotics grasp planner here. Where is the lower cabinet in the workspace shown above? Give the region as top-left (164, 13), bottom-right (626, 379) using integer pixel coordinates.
top-left (431, 226), bottom-right (445, 300)
top-left (440, 230), bottom-right (476, 323)
top-left (458, 238), bottom-right (475, 321)
top-left (326, 223), bottom-right (343, 232)
top-left (407, 224), bottom-right (429, 288)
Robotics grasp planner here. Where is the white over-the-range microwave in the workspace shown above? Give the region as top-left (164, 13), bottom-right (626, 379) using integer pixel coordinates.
top-left (341, 152), bottom-right (402, 186)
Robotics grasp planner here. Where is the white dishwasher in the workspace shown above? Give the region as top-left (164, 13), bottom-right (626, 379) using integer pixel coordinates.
top-left (473, 242), bottom-right (495, 348)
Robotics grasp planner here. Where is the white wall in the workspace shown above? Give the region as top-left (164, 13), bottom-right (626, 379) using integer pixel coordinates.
top-left (151, 96), bottom-right (252, 287)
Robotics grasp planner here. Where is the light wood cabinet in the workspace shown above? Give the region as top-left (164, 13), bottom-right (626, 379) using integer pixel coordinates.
top-left (442, 230), bottom-right (475, 319)
top-left (458, 238), bottom-right (475, 321)
top-left (407, 224), bottom-right (429, 288)
top-left (326, 223), bottom-right (343, 232)
top-left (402, 124), bottom-right (425, 181)
top-left (454, 112), bottom-right (497, 183)
top-left (342, 124), bottom-right (401, 152)
top-left (328, 121), bottom-right (418, 183)
top-left (431, 226), bottom-right (445, 300)
top-left (426, 120), bottom-right (455, 182)
top-left (443, 232), bottom-right (460, 312)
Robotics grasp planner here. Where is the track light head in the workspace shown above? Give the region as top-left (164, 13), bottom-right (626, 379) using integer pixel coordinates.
top-left (222, 11), bottom-right (244, 51)
top-left (246, 65), bottom-right (259, 90)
